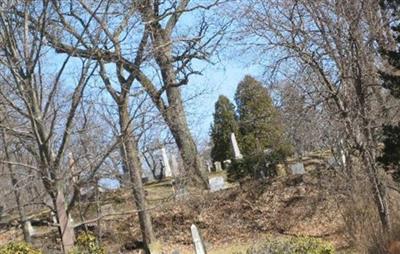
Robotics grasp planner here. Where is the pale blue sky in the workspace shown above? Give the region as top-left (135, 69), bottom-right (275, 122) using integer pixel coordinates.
top-left (184, 59), bottom-right (262, 143)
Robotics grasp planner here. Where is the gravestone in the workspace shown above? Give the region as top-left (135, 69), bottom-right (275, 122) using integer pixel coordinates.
top-left (289, 162), bottom-right (305, 175)
top-left (223, 159), bottom-right (231, 169)
top-left (191, 224), bottom-right (207, 254)
top-left (275, 164), bottom-right (287, 177)
top-left (25, 220), bottom-right (35, 237)
top-left (209, 176), bottom-right (225, 192)
top-left (214, 161), bottom-right (222, 171)
top-left (51, 212), bottom-right (58, 224)
top-left (161, 147), bottom-right (172, 177)
top-left (230, 133), bottom-right (243, 159)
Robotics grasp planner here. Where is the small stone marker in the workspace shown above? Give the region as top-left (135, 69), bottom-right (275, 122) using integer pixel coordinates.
top-left (161, 147), bottom-right (172, 177)
top-left (230, 132), bottom-right (243, 159)
top-left (191, 224), bottom-right (206, 254)
top-left (214, 161), bottom-right (222, 171)
top-left (223, 159), bottom-right (231, 169)
top-left (289, 162), bottom-right (305, 175)
top-left (275, 164), bottom-right (287, 177)
top-left (51, 212), bottom-right (58, 224)
top-left (209, 176), bottom-right (225, 192)
top-left (25, 220), bottom-right (35, 237)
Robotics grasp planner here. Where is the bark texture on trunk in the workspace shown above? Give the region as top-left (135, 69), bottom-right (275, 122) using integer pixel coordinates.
top-left (132, 4), bottom-right (209, 189)
top-left (119, 101), bottom-right (155, 251)
top-left (55, 187), bottom-right (75, 253)
top-left (164, 102), bottom-right (209, 188)
top-left (1, 130), bottom-right (31, 243)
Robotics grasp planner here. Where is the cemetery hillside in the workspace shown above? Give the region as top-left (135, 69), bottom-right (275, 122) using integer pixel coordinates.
top-left (2, 1), bottom-right (400, 254)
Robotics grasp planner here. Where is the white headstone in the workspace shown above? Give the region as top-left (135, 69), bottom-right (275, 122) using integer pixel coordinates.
top-left (51, 212), bottom-right (58, 224)
top-left (214, 161), bottom-right (222, 171)
top-left (25, 220), bottom-right (34, 237)
top-left (209, 176), bottom-right (225, 192)
top-left (339, 138), bottom-right (346, 167)
top-left (161, 147), bottom-right (172, 177)
top-left (191, 224), bottom-right (206, 254)
top-left (170, 154), bottom-right (179, 176)
top-left (290, 162), bottom-right (305, 175)
top-left (231, 133), bottom-right (243, 159)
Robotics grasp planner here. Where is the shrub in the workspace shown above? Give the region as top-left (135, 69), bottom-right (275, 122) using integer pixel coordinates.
top-left (227, 147), bottom-right (290, 181)
top-left (0, 242), bottom-right (42, 254)
top-left (69, 232), bottom-right (105, 254)
top-left (247, 236), bottom-right (335, 254)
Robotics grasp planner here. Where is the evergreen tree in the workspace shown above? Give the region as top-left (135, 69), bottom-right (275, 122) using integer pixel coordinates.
top-left (235, 75), bottom-right (289, 155)
top-left (228, 75), bottom-right (292, 180)
top-left (379, 0), bottom-right (400, 181)
top-left (210, 95), bottom-right (239, 163)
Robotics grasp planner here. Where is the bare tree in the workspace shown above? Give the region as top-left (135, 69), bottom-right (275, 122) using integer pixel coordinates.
top-left (275, 79), bottom-right (327, 157)
top-left (0, 1), bottom-right (111, 252)
top-left (39, 0), bottom-right (228, 188)
top-left (235, 0), bottom-right (396, 232)
top-left (98, 63), bottom-right (156, 251)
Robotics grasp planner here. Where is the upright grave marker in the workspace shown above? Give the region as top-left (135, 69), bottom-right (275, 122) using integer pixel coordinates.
top-left (230, 132), bottom-right (243, 159)
top-left (161, 147), bottom-right (172, 177)
top-left (191, 224), bottom-right (207, 254)
top-left (289, 162), bottom-right (305, 175)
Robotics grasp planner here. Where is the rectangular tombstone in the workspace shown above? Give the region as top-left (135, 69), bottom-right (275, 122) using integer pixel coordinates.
top-left (214, 161), bottom-right (222, 171)
top-left (209, 176), bottom-right (225, 192)
top-left (289, 162), bottom-right (305, 175)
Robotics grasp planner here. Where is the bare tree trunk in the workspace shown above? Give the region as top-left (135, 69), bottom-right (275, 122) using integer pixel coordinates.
top-left (119, 101), bottom-right (155, 252)
top-left (139, 5), bottom-right (209, 188)
top-left (164, 101), bottom-right (208, 188)
top-left (361, 149), bottom-right (391, 232)
top-left (55, 185), bottom-right (75, 253)
top-left (1, 130), bottom-right (31, 243)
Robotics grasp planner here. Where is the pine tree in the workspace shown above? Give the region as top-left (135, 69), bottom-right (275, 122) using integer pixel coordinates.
top-left (210, 95), bottom-right (239, 163)
top-left (235, 75), bottom-right (289, 155)
top-left (379, 0), bottom-right (400, 181)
